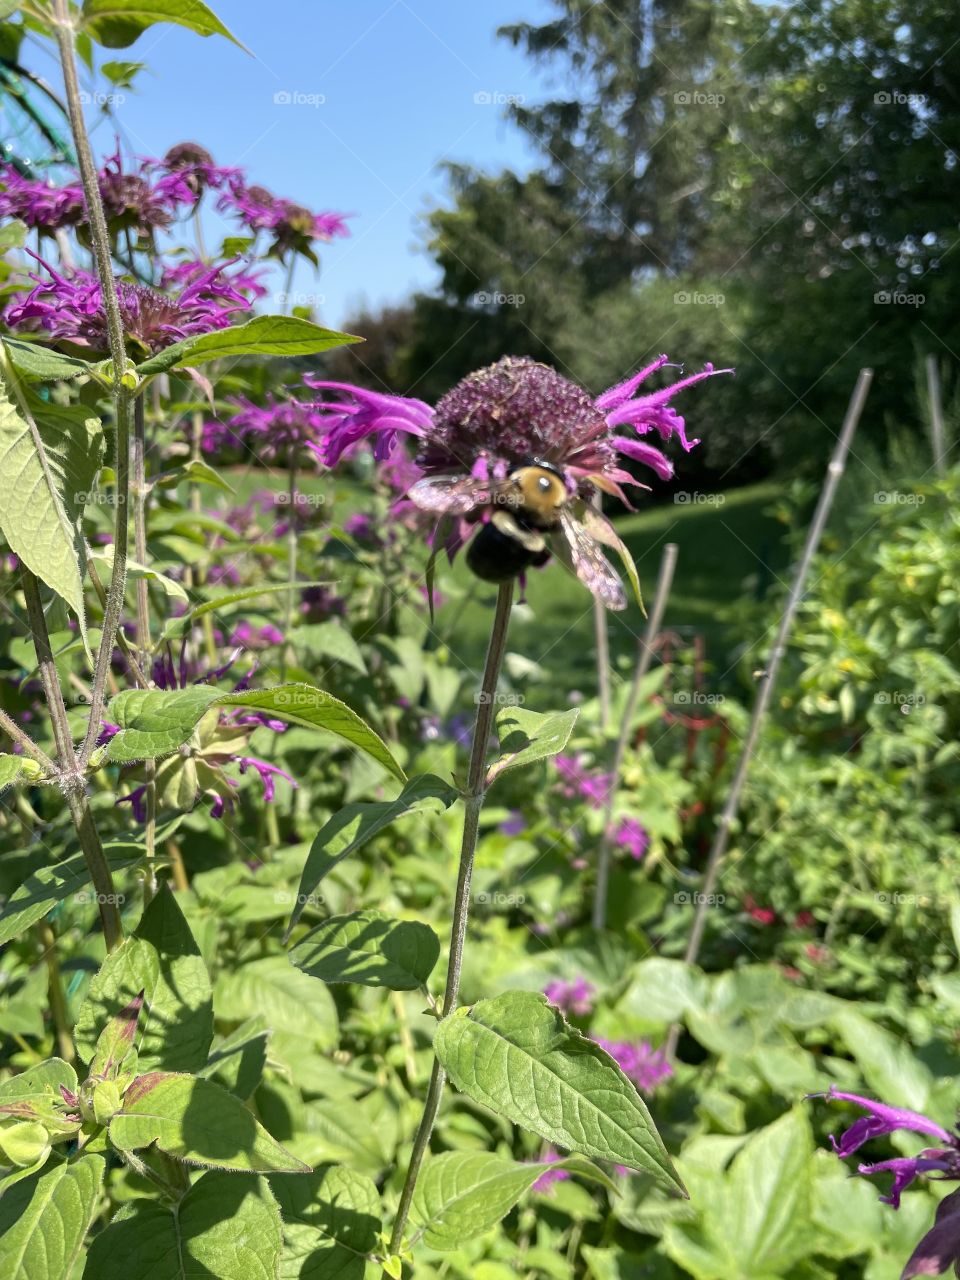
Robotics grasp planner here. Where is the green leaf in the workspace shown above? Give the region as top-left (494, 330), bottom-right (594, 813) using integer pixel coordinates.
top-left (2, 338), bottom-right (91, 383)
top-left (136, 316), bottom-right (360, 375)
top-left (295, 620), bottom-right (367, 673)
top-left (0, 219), bottom-right (27, 251)
top-left (214, 956), bottom-right (338, 1048)
top-left (486, 707), bottom-right (580, 785)
top-left (0, 373), bottom-right (103, 634)
top-left (0, 753), bottom-right (42, 794)
top-left (0, 1154), bottom-right (104, 1280)
top-left (0, 1058), bottom-right (78, 1128)
top-left (434, 991), bottom-right (682, 1191)
top-left (287, 775), bottom-right (459, 935)
top-left (91, 549), bottom-right (189, 601)
top-left (409, 1150), bottom-right (603, 1251)
top-left (162, 456), bottom-right (235, 493)
top-left (109, 1071), bottom-right (309, 1172)
top-left (290, 911), bottom-right (440, 990)
top-left (74, 883), bottom-right (213, 1073)
top-left (156, 582), bottom-right (325, 643)
top-left (269, 1165), bottom-right (380, 1279)
top-left (197, 1018), bottom-right (268, 1100)
top-left (105, 683), bottom-right (405, 781)
top-left (83, 1171), bottom-right (283, 1279)
top-left (0, 843), bottom-right (142, 946)
top-left (81, 0), bottom-right (242, 49)
top-left (88, 991), bottom-right (143, 1080)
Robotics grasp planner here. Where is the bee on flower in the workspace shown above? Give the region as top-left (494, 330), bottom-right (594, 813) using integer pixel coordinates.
top-left (304, 354), bottom-right (730, 609)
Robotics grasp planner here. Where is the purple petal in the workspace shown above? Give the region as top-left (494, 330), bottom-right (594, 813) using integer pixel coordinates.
top-left (827, 1088), bottom-right (953, 1157)
top-left (902, 1187), bottom-right (960, 1278)
top-left (611, 436), bottom-right (675, 480)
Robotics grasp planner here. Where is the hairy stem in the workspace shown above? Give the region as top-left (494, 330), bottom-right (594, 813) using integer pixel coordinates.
top-left (387, 580), bottom-right (513, 1257)
top-left (131, 395), bottom-right (157, 900)
top-left (0, 706), bottom-right (56, 773)
top-left (52, 0), bottom-right (133, 766)
top-left (22, 572), bottom-right (123, 949)
top-left (39, 922), bottom-right (74, 1064)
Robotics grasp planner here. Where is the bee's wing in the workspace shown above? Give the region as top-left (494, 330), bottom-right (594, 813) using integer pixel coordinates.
top-left (554, 507), bottom-right (627, 610)
top-left (408, 474), bottom-right (491, 515)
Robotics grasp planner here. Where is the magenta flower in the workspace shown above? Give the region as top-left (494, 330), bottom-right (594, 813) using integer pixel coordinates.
top-left (555, 754), bottom-right (614, 809)
top-left (0, 165), bottom-right (84, 230)
top-left (543, 977), bottom-right (595, 1017)
top-left (530, 1147), bottom-right (572, 1194)
top-left (613, 816), bottom-right (650, 860)
top-left (303, 355), bottom-right (729, 608)
top-left (236, 756), bottom-right (297, 804)
top-left (6, 253), bottom-right (253, 355)
top-left (596, 1038), bottom-right (674, 1095)
top-left (152, 142), bottom-right (241, 203)
top-left (95, 148), bottom-right (178, 234)
top-left (219, 179), bottom-right (350, 258)
top-left (224, 394), bottom-right (327, 461)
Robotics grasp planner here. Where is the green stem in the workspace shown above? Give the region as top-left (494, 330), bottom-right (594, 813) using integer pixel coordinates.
top-left (387, 581), bottom-right (513, 1258)
top-left (52, 0), bottom-right (133, 767)
top-left (0, 706), bottom-right (56, 772)
top-left (282, 459), bottom-right (299, 680)
top-left (22, 572), bottom-right (123, 950)
top-left (131, 395), bottom-right (157, 900)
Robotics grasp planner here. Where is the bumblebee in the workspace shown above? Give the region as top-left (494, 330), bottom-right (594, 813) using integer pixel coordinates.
top-left (410, 460), bottom-right (628, 609)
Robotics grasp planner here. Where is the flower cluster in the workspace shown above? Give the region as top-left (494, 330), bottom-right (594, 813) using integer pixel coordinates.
top-left (0, 143), bottom-right (348, 257)
top-left (544, 977), bottom-right (595, 1017)
top-left (612, 816), bottom-right (650, 860)
top-left (596, 1038), bottom-right (674, 1095)
top-left (555, 754), bottom-right (614, 809)
top-left (5, 253), bottom-right (256, 355)
top-left (823, 1087), bottom-right (960, 1278)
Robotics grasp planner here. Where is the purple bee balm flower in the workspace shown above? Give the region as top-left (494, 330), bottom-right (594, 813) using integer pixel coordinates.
top-left (95, 148), bottom-right (178, 234)
top-left (235, 756), bottom-right (297, 803)
top-left (0, 165), bottom-right (84, 230)
top-left (530, 1147), bottom-right (571, 1194)
top-left (152, 142), bottom-right (242, 203)
top-left (543, 977), bottom-right (595, 1017)
top-left (596, 1038), bottom-right (674, 1096)
top-left (218, 179), bottom-right (350, 257)
top-left (229, 621), bottom-right (285, 649)
top-left (6, 253), bottom-right (252, 355)
top-left (301, 355), bottom-right (730, 609)
top-left (821, 1087), bottom-right (960, 1210)
top-left (613, 816), bottom-right (650, 860)
top-left (554, 754), bottom-right (614, 810)
top-left (224, 394), bottom-right (327, 461)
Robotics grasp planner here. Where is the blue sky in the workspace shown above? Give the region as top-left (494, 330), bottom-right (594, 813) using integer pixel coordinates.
top-left (28, 1), bottom-right (558, 326)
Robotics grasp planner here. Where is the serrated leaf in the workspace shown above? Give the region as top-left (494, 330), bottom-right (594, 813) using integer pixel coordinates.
top-left (136, 316), bottom-right (360, 375)
top-left (109, 1072), bottom-right (309, 1172)
top-left (214, 957), bottom-right (338, 1048)
top-left (287, 775), bottom-right (459, 935)
top-left (434, 991), bottom-right (682, 1191)
top-left (486, 707), bottom-right (580, 785)
top-left (83, 1171), bottom-right (282, 1279)
top-left (81, 0), bottom-right (242, 49)
top-left (269, 1165), bottom-right (380, 1279)
top-left (290, 911), bottom-right (440, 990)
top-left (198, 1018), bottom-right (268, 1100)
top-left (0, 373), bottom-right (103, 635)
top-left (409, 1150), bottom-right (603, 1251)
top-left (0, 1154), bottom-right (104, 1280)
top-left (91, 549), bottom-right (188, 601)
top-left (74, 883), bottom-right (213, 1073)
top-left (104, 682), bottom-right (405, 780)
top-left (2, 338), bottom-right (90, 382)
top-left (0, 1058), bottom-right (78, 1128)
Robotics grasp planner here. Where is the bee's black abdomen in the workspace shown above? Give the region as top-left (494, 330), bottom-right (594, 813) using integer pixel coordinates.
top-left (467, 522), bottom-right (547, 582)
